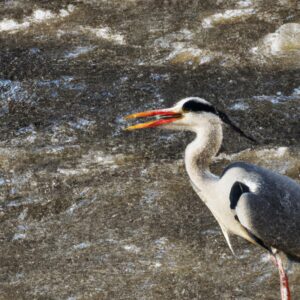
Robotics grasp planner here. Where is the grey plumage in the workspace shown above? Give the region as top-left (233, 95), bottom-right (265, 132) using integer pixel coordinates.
top-left (225, 162), bottom-right (300, 259)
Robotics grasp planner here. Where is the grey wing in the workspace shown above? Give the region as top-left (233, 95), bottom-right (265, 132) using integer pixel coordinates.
top-left (235, 185), bottom-right (300, 258)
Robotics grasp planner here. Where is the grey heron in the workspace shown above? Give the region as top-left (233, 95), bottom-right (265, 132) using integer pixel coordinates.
top-left (124, 97), bottom-right (300, 300)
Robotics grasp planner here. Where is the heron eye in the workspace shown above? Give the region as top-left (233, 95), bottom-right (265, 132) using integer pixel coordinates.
top-left (182, 100), bottom-right (216, 114)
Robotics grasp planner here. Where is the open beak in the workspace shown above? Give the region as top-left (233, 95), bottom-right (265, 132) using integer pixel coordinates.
top-left (124, 109), bottom-right (182, 131)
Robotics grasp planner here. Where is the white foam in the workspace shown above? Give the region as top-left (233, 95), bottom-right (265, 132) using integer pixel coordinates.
top-left (82, 26), bottom-right (125, 45)
top-left (73, 242), bottom-right (91, 250)
top-left (57, 168), bottom-right (89, 176)
top-left (0, 19), bottom-right (30, 32)
top-left (250, 46), bottom-right (258, 54)
top-left (65, 46), bottom-right (95, 59)
top-left (155, 237), bottom-right (168, 247)
top-left (32, 9), bottom-right (55, 21)
top-left (0, 80), bottom-right (30, 112)
top-left (122, 244), bottom-right (141, 254)
top-left (292, 87), bottom-right (300, 95)
top-left (7, 197), bottom-right (40, 207)
top-left (237, 0), bottom-right (253, 7)
top-left (260, 253), bottom-right (270, 263)
top-left (15, 273), bottom-right (25, 280)
top-left (239, 249), bottom-right (251, 259)
top-left (253, 94), bottom-right (293, 104)
top-left (17, 225), bottom-right (28, 231)
top-left (57, 151), bottom-right (127, 178)
top-left (150, 73), bottom-right (170, 81)
top-left (95, 154), bottom-right (117, 165)
top-left (87, 151), bottom-right (127, 167)
top-left (201, 229), bottom-right (220, 236)
top-left (66, 200), bottom-right (86, 215)
top-left (0, 5), bottom-right (75, 33)
top-left (140, 189), bottom-right (160, 206)
top-left (153, 28), bottom-right (194, 49)
top-left (59, 5), bottom-right (75, 17)
top-left (12, 233), bottom-right (27, 241)
top-left (17, 125), bottom-right (36, 135)
top-left (202, 9), bottom-right (255, 28)
top-left (36, 76), bottom-right (86, 91)
top-left (230, 102), bottom-right (249, 110)
top-left (18, 208), bottom-right (28, 221)
top-left (68, 118), bottom-right (95, 130)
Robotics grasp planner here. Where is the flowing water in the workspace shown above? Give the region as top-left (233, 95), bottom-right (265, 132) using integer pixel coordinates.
top-left (0, 1), bottom-right (299, 299)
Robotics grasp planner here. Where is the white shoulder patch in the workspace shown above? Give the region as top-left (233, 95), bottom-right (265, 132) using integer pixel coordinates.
top-left (242, 179), bottom-right (258, 193)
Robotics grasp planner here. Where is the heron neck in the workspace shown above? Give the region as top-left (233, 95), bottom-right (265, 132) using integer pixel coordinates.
top-left (184, 122), bottom-right (222, 193)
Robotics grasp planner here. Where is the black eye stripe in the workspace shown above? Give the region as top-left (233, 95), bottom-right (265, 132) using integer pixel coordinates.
top-left (182, 100), bottom-right (217, 114)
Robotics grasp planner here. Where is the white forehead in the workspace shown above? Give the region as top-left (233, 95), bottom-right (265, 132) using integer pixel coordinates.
top-left (174, 97), bottom-right (211, 108)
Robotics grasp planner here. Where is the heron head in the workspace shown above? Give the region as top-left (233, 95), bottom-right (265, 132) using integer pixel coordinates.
top-left (124, 97), bottom-right (256, 142)
top-left (124, 97), bottom-right (221, 132)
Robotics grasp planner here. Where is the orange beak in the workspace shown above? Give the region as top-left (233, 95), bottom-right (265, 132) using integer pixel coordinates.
top-left (124, 109), bottom-right (182, 131)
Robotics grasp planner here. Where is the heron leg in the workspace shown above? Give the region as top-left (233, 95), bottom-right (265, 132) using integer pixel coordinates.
top-left (270, 253), bottom-right (291, 300)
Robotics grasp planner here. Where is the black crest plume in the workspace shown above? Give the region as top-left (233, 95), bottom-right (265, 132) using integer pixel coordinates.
top-left (216, 109), bottom-right (257, 143)
top-left (182, 99), bottom-right (257, 143)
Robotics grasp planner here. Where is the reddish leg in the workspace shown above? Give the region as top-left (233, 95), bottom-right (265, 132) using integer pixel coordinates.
top-left (270, 253), bottom-right (291, 300)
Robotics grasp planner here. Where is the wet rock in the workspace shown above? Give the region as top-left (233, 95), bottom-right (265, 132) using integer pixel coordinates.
top-left (252, 23), bottom-right (300, 66)
top-left (166, 46), bottom-right (215, 66)
top-left (81, 26), bottom-right (126, 45)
